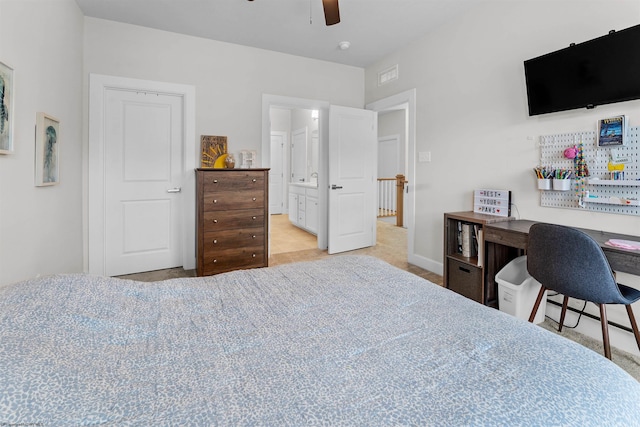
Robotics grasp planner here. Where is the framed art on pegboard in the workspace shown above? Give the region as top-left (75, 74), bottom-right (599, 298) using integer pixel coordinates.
top-left (597, 115), bottom-right (627, 147)
top-left (35, 112), bottom-right (60, 186)
top-left (0, 61), bottom-right (14, 154)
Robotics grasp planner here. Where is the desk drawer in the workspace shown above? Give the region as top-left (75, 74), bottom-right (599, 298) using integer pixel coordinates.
top-left (447, 258), bottom-right (482, 303)
top-left (484, 228), bottom-right (528, 250)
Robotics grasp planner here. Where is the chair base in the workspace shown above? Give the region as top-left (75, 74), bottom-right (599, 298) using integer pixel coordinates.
top-left (528, 288), bottom-right (640, 361)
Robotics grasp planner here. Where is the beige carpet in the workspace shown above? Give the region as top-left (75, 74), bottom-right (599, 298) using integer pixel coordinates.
top-left (538, 319), bottom-right (640, 381)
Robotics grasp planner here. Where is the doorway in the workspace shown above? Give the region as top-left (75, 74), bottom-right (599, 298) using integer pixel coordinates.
top-left (269, 106), bottom-right (320, 254)
top-left (262, 95), bottom-right (329, 253)
top-left (366, 89), bottom-right (416, 264)
top-left (262, 94), bottom-right (379, 257)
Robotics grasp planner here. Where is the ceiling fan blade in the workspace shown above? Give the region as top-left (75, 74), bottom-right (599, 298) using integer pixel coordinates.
top-left (322, 0), bottom-right (340, 26)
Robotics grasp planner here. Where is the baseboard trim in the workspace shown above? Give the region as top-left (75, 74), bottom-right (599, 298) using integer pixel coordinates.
top-left (409, 253), bottom-right (443, 276)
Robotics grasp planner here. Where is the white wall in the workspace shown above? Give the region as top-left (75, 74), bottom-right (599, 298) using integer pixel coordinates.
top-left (0, 0), bottom-right (84, 286)
top-left (83, 18), bottom-right (364, 164)
top-left (82, 19), bottom-right (364, 272)
top-left (365, 0), bottom-right (640, 355)
top-left (378, 109), bottom-right (406, 176)
top-left (270, 108), bottom-right (292, 134)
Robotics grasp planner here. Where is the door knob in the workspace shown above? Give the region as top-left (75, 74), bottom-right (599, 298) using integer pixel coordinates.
top-left (331, 184), bottom-right (343, 190)
top-left (167, 187), bottom-right (182, 193)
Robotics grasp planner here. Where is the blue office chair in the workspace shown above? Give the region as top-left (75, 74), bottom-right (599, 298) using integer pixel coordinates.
top-left (527, 223), bottom-right (640, 360)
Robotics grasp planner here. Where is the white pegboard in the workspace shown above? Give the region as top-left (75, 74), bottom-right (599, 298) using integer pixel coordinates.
top-left (538, 127), bottom-right (639, 216)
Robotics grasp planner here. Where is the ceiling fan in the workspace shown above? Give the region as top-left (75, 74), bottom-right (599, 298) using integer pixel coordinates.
top-left (322, 0), bottom-right (340, 26)
top-left (247, 0), bottom-right (339, 26)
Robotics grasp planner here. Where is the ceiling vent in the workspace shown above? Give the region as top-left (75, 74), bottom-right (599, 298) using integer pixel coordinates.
top-left (378, 64), bottom-right (399, 86)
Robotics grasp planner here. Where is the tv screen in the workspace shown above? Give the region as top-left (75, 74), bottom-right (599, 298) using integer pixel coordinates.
top-left (524, 24), bottom-right (640, 116)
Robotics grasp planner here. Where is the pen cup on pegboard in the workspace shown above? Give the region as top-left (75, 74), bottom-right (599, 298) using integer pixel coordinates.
top-left (533, 167), bottom-right (553, 190)
top-left (537, 179), bottom-right (552, 190)
top-left (553, 179), bottom-right (572, 191)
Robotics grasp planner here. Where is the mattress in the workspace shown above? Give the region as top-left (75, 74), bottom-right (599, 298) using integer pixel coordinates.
top-left (1, 255), bottom-right (639, 426)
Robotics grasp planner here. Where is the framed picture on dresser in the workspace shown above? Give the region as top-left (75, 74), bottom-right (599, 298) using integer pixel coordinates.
top-left (200, 135), bottom-right (227, 168)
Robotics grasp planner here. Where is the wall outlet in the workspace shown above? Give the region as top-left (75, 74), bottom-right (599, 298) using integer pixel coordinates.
top-left (418, 151), bottom-right (431, 162)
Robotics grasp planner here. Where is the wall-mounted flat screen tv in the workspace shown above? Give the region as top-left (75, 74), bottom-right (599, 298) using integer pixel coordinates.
top-left (524, 24), bottom-right (640, 116)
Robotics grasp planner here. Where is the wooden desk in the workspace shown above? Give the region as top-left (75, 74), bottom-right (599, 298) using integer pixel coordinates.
top-left (484, 220), bottom-right (640, 276)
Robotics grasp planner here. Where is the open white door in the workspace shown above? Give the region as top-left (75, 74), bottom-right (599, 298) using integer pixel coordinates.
top-left (328, 105), bottom-right (377, 254)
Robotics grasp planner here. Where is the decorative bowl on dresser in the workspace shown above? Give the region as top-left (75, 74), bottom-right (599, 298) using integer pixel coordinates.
top-left (196, 168), bottom-right (270, 276)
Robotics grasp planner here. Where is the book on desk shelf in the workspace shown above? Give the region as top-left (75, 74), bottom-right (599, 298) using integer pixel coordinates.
top-left (475, 226), bottom-right (484, 267)
top-left (461, 223), bottom-right (477, 258)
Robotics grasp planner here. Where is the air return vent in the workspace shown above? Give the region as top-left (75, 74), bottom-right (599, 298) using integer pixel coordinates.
top-left (378, 64), bottom-right (399, 86)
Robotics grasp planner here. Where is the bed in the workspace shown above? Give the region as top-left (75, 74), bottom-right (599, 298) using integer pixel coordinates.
top-left (1, 255), bottom-right (639, 426)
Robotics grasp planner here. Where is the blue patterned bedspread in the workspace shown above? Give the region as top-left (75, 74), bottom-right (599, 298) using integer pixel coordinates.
top-left (1, 255), bottom-right (639, 426)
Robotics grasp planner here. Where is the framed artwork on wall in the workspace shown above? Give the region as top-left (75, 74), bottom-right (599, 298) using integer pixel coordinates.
top-left (35, 112), bottom-right (60, 186)
top-left (0, 61), bottom-right (14, 154)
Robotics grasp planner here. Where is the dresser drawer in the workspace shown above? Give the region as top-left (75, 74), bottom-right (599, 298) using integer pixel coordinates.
top-left (202, 171), bottom-right (265, 192)
top-left (202, 209), bottom-right (264, 231)
top-left (203, 229), bottom-right (264, 251)
top-left (202, 191), bottom-right (265, 211)
top-left (200, 246), bottom-right (266, 275)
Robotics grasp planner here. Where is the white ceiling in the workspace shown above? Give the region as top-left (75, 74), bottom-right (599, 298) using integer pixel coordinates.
top-left (74, 0), bottom-right (487, 68)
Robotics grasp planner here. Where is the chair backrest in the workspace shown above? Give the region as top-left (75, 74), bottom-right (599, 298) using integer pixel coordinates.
top-left (527, 223), bottom-right (627, 304)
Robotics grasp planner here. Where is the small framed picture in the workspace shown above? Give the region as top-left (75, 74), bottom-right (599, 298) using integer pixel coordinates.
top-left (597, 115), bottom-right (627, 147)
top-left (35, 112), bottom-right (60, 186)
top-left (200, 135), bottom-right (227, 168)
top-left (0, 61), bottom-right (14, 154)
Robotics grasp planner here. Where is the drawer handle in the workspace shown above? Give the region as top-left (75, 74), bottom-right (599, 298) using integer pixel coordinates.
top-left (213, 259), bottom-right (217, 263)
top-left (213, 199), bottom-right (218, 203)
top-left (252, 179), bottom-right (256, 182)
top-left (213, 219), bottom-right (218, 223)
top-left (252, 235), bottom-right (256, 239)
top-left (213, 239), bottom-right (218, 244)
top-left (213, 180), bottom-right (218, 183)
top-left (252, 216), bottom-right (257, 220)
top-left (252, 254), bottom-right (256, 258)
top-left (252, 197), bottom-right (256, 201)
top-left (459, 266), bottom-right (471, 273)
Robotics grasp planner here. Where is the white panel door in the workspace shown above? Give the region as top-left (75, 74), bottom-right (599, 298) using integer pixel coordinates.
top-left (270, 131), bottom-right (286, 214)
top-left (104, 89), bottom-right (183, 276)
top-left (328, 105), bottom-right (377, 254)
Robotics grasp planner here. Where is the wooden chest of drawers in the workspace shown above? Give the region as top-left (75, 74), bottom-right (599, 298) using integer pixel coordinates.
top-left (196, 168), bottom-right (269, 276)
